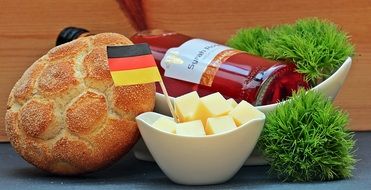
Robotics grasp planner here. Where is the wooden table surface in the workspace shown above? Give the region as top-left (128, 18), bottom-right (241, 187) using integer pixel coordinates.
top-left (1, 0), bottom-right (370, 141)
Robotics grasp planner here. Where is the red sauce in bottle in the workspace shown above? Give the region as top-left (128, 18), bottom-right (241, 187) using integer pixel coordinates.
top-left (55, 27), bottom-right (308, 106)
top-left (131, 29), bottom-right (308, 106)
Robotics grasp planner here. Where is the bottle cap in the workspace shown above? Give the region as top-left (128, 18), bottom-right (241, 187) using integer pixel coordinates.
top-left (56, 27), bottom-right (89, 46)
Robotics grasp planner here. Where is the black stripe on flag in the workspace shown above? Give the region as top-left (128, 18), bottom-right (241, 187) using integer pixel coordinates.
top-left (107, 43), bottom-right (152, 58)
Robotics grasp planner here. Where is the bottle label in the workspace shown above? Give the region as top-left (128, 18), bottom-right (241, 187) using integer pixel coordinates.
top-left (161, 39), bottom-right (240, 86)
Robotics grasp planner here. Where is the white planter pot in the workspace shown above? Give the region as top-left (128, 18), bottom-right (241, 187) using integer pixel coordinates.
top-left (133, 57), bottom-right (352, 166)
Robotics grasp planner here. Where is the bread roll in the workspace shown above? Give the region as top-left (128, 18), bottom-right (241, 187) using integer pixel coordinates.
top-left (5, 33), bottom-right (156, 175)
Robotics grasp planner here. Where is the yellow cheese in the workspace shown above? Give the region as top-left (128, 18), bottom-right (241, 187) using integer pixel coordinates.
top-left (205, 116), bottom-right (237, 135)
top-left (152, 117), bottom-right (177, 134)
top-left (195, 92), bottom-right (233, 125)
top-left (226, 98), bottom-right (238, 108)
top-left (229, 100), bottom-right (264, 126)
top-left (174, 91), bottom-right (200, 122)
top-left (176, 120), bottom-right (206, 137)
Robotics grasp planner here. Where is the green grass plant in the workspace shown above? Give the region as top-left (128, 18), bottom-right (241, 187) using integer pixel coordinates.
top-left (258, 89), bottom-right (356, 181)
top-left (227, 18), bottom-right (354, 86)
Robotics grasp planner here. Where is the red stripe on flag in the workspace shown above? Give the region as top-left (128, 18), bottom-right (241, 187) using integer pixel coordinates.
top-left (108, 54), bottom-right (157, 71)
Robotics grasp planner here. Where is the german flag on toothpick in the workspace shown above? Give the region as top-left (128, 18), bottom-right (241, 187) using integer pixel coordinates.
top-left (106, 43), bottom-right (177, 121)
top-left (107, 43), bottom-right (161, 86)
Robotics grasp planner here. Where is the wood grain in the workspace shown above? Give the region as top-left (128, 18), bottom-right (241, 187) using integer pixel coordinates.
top-left (0, 0), bottom-right (136, 141)
top-left (142, 0), bottom-right (371, 131)
top-left (118, 0), bottom-right (147, 30)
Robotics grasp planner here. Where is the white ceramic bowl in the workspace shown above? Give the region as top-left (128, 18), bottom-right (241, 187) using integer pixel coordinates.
top-left (136, 111), bottom-right (265, 185)
top-left (133, 57), bottom-right (353, 165)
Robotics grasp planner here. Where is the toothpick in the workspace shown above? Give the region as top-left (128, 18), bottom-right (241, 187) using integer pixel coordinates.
top-left (159, 81), bottom-right (178, 122)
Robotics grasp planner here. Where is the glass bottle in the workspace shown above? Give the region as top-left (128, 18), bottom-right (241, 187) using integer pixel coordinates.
top-left (57, 27), bottom-right (308, 106)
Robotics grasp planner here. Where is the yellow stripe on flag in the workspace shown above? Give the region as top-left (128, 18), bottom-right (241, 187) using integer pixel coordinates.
top-left (110, 66), bottom-right (162, 86)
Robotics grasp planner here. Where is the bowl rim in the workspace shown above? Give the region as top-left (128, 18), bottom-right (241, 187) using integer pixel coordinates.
top-left (136, 111), bottom-right (265, 139)
top-left (255, 56), bottom-right (352, 110)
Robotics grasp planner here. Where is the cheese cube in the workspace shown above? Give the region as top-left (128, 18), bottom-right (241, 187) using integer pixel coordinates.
top-left (195, 92), bottom-right (233, 125)
top-left (176, 120), bottom-right (206, 137)
top-left (229, 100), bottom-right (264, 126)
top-left (152, 117), bottom-right (177, 134)
top-left (205, 116), bottom-right (237, 135)
top-left (174, 91), bottom-right (200, 122)
top-left (226, 98), bottom-right (238, 108)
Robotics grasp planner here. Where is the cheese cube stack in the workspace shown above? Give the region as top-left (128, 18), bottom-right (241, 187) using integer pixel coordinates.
top-left (229, 100), bottom-right (265, 126)
top-left (176, 120), bottom-right (206, 137)
top-left (195, 92), bottom-right (233, 125)
top-left (205, 116), bottom-right (237, 135)
top-left (153, 92), bottom-right (264, 137)
top-left (152, 117), bottom-right (177, 134)
top-left (174, 91), bottom-right (200, 122)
